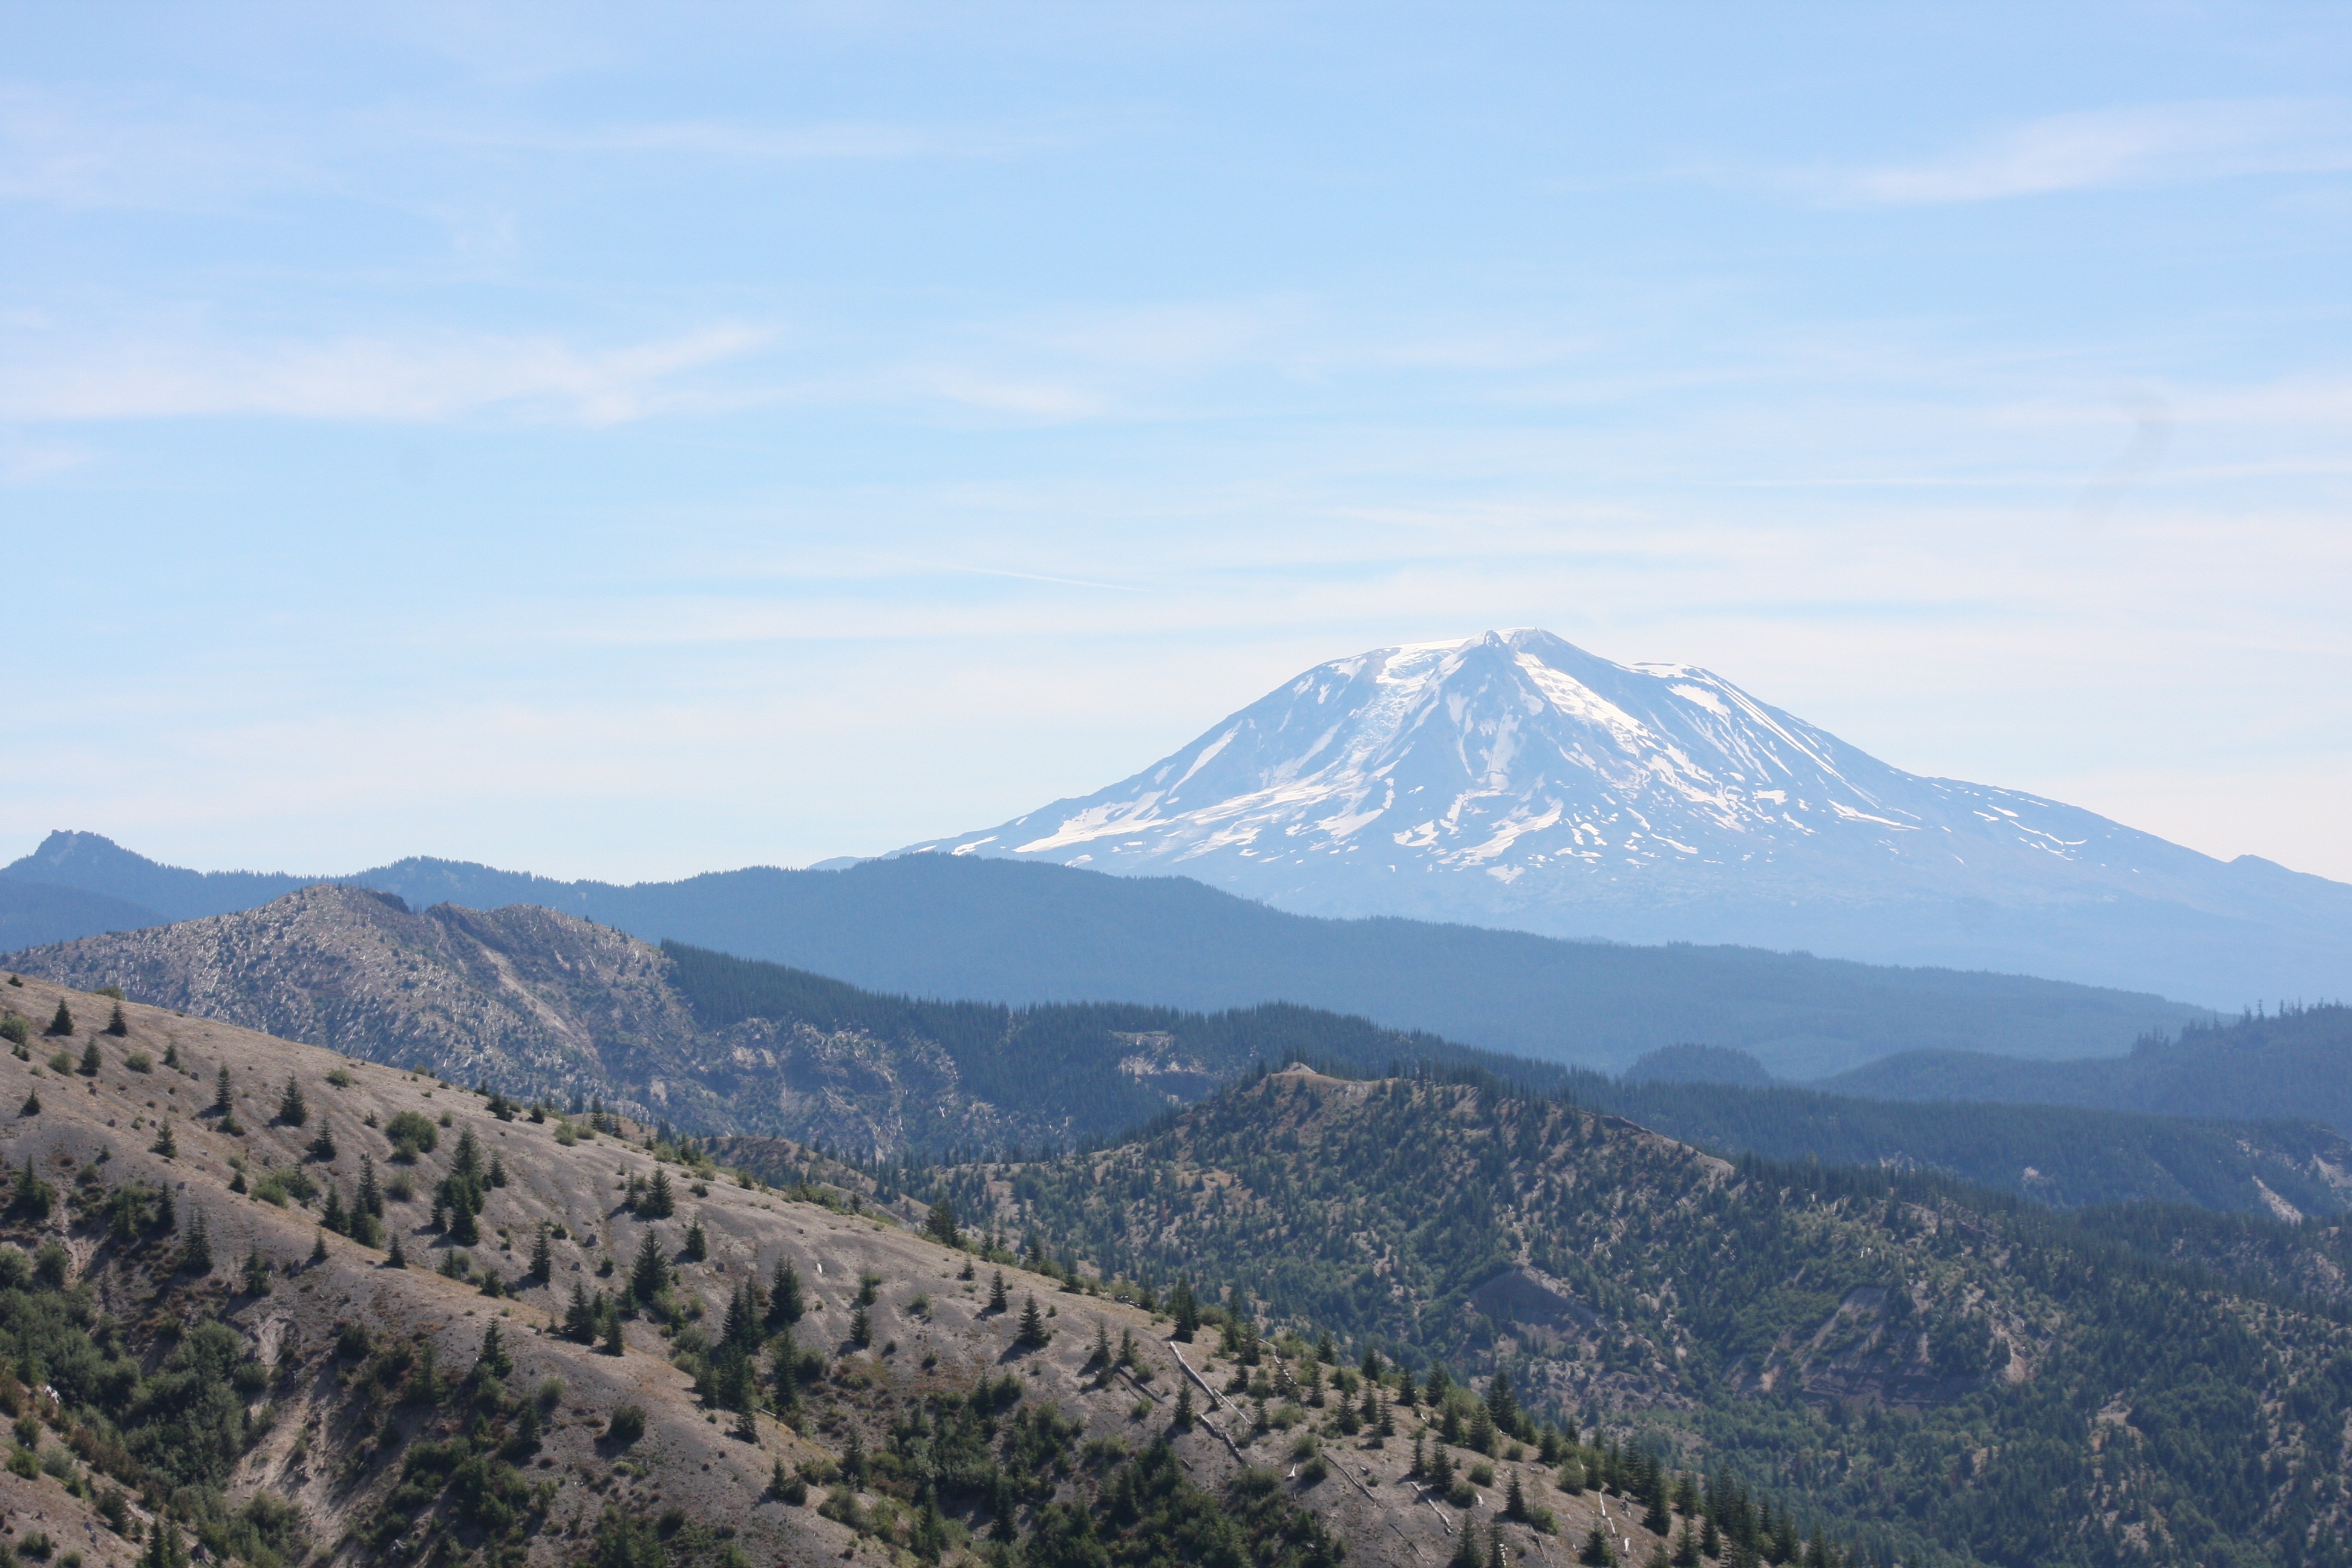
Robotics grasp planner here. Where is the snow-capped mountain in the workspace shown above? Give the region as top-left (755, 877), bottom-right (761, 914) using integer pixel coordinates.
top-left (898, 629), bottom-right (2352, 1007)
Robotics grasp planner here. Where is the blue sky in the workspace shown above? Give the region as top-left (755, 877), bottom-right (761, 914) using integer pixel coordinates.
top-left (4, 2), bottom-right (2350, 882)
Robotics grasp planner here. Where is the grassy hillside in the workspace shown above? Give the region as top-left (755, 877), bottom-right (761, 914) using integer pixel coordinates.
top-left (4, 834), bottom-right (2213, 1077)
top-left (952, 1068), bottom-right (2352, 1567)
top-left (1820, 1003), bottom-right (2352, 1135)
top-left (0, 975), bottom-right (1556, 1568)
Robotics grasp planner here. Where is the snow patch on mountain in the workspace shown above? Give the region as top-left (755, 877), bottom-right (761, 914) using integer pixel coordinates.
top-left (894, 629), bottom-right (2352, 1005)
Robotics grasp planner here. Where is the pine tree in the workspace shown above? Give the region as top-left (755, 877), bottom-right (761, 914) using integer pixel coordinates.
top-left (767, 1259), bottom-right (803, 1327)
top-left (475, 1320), bottom-right (512, 1379)
top-left (603, 1302), bottom-right (627, 1356)
top-left (641, 1168), bottom-right (675, 1218)
top-left (1173, 1382), bottom-right (1194, 1427)
top-left (18, 1090), bottom-right (37, 1117)
top-left (150, 1119), bottom-right (175, 1158)
top-left (276, 1077), bottom-right (307, 1126)
top-left (213, 1064), bottom-right (233, 1113)
top-left (183, 1209), bottom-right (212, 1275)
top-left (242, 1247), bottom-right (272, 1295)
top-left (45, 1001), bottom-right (73, 1037)
top-left (529, 1222), bottom-right (554, 1283)
top-left (566, 1282), bottom-right (596, 1340)
top-left (849, 1304), bottom-right (872, 1348)
top-left (105, 1001), bottom-right (129, 1036)
top-left (357, 1154), bottom-right (382, 1217)
top-left (925, 1197), bottom-right (959, 1247)
top-left (1489, 1524), bottom-right (1509, 1568)
top-left (1410, 1431), bottom-right (1428, 1478)
top-left (452, 1126), bottom-right (481, 1179)
top-left (488, 1152), bottom-right (506, 1187)
top-left (1170, 1278), bottom-right (1199, 1340)
top-left (163, 1042), bottom-right (180, 1070)
top-left (631, 1229), bottom-right (667, 1304)
top-left (1673, 1522), bottom-right (1700, 1568)
top-left (1507, 1470), bottom-right (1529, 1520)
top-left (386, 1230), bottom-right (407, 1269)
top-left (79, 1039), bottom-right (101, 1076)
top-left (988, 1270), bottom-right (1010, 1312)
top-left (684, 1217), bottom-right (708, 1261)
top-left (1451, 1514), bottom-right (1481, 1568)
top-left (142, 1517), bottom-right (189, 1568)
top-left (322, 1184), bottom-right (347, 1235)
top-left (1581, 1525), bottom-right (1617, 1567)
top-left (307, 1124), bottom-right (336, 1161)
top-left (1016, 1293), bottom-right (1050, 1348)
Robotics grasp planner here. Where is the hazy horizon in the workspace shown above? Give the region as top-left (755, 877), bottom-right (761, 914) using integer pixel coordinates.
top-left (5, 4), bottom-right (2350, 885)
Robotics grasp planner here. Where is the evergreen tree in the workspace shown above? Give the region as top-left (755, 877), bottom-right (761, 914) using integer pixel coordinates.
top-left (307, 1124), bottom-right (336, 1161)
top-left (1451, 1514), bottom-right (1481, 1568)
top-left (1169, 1278), bottom-right (1199, 1340)
top-left (925, 1196), bottom-right (959, 1247)
top-left (45, 1001), bottom-right (73, 1037)
top-left (849, 1304), bottom-right (872, 1348)
top-left (321, 1183), bottom-right (347, 1234)
top-left (241, 1247), bottom-right (272, 1295)
top-left (488, 1152), bottom-right (506, 1187)
top-left (183, 1209), bottom-right (212, 1275)
top-left (603, 1303), bottom-right (627, 1356)
top-left (641, 1168), bottom-right (675, 1218)
top-left (529, 1222), bottom-right (554, 1282)
top-left (1016, 1293), bottom-right (1050, 1348)
top-left (1489, 1525), bottom-right (1509, 1568)
top-left (276, 1077), bottom-right (307, 1126)
top-left (767, 1259), bottom-right (803, 1327)
top-left (684, 1216), bottom-right (708, 1261)
top-left (631, 1229), bottom-right (667, 1304)
top-left (1581, 1525), bottom-right (1616, 1567)
top-left (150, 1119), bottom-right (175, 1158)
top-left (213, 1064), bottom-right (233, 1113)
top-left (1487, 1368), bottom-right (1518, 1429)
top-left (357, 1154), bottom-right (382, 1217)
top-left (105, 1001), bottom-right (129, 1036)
top-left (988, 1270), bottom-right (1010, 1313)
top-left (1173, 1382), bottom-right (1194, 1428)
top-left (1506, 1469), bottom-right (1529, 1520)
top-left (141, 1517), bottom-right (189, 1568)
top-left (566, 1282), bottom-right (597, 1340)
top-left (452, 1126), bottom-right (482, 1179)
top-left (475, 1320), bottom-right (512, 1379)
top-left (309, 1230), bottom-right (328, 1265)
top-left (79, 1039), bottom-right (101, 1076)
top-left (17, 1089), bottom-right (36, 1117)
top-left (1673, 1523), bottom-right (1700, 1568)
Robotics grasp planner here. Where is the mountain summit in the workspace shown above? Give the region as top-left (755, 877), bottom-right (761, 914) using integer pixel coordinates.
top-left (899, 629), bottom-right (2352, 1004)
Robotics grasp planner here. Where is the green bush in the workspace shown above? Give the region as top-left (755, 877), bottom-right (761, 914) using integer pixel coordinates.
top-left (384, 1110), bottom-right (439, 1159)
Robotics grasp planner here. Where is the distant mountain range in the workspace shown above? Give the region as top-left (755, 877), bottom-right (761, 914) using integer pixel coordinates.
top-left (0, 831), bottom-right (2210, 1077)
top-left (897, 629), bottom-right (2352, 1008)
top-left (1817, 1002), bottom-right (2352, 1135)
top-left (7, 881), bottom-right (2344, 1219)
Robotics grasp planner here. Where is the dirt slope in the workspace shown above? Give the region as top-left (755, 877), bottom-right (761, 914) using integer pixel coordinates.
top-left (0, 975), bottom-right (1654, 1568)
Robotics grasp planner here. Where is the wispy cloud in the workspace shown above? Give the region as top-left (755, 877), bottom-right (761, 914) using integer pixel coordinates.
top-left (0, 85), bottom-right (313, 210)
top-left (1814, 99), bottom-right (2352, 204)
top-left (0, 324), bottom-right (770, 425)
top-left (480, 116), bottom-right (1076, 162)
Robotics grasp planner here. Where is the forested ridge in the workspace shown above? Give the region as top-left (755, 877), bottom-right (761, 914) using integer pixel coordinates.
top-left (935, 1068), bottom-right (2352, 1567)
top-left (1821, 1003), bottom-right (2352, 1135)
